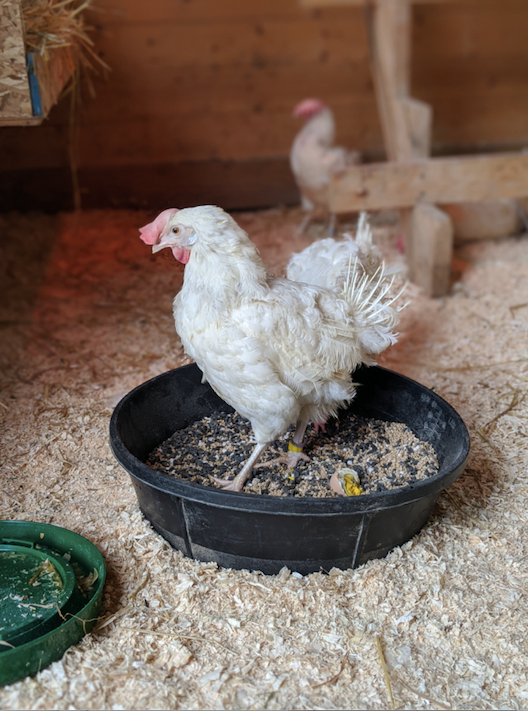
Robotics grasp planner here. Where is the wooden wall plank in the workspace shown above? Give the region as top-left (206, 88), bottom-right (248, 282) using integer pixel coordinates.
top-left (0, 158), bottom-right (299, 212)
top-left (412, 1), bottom-right (528, 57)
top-left (1, 96), bottom-right (382, 170)
top-left (93, 0), bottom-right (320, 24)
top-left (93, 16), bottom-right (369, 71)
top-left (75, 101), bottom-right (381, 166)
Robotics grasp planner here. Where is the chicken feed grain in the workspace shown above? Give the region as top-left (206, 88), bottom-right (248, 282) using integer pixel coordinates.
top-left (147, 411), bottom-right (438, 497)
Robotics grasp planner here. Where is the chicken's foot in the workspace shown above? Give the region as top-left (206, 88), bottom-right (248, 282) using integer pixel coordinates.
top-left (255, 419), bottom-right (311, 470)
top-left (213, 442), bottom-right (268, 492)
top-left (254, 443), bottom-right (310, 470)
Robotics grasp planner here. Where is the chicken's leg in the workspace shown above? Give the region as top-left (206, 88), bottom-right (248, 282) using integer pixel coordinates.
top-left (213, 442), bottom-right (268, 492)
top-left (255, 419), bottom-right (311, 471)
top-left (328, 213), bottom-right (337, 236)
top-left (213, 419), bottom-right (311, 492)
top-left (298, 211), bottom-right (313, 235)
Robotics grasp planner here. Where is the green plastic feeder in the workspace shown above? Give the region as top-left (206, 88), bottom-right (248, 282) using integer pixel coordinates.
top-left (0, 521), bottom-right (106, 686)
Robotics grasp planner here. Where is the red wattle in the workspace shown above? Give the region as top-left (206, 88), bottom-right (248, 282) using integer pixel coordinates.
top-left (172, 247), bottom-right (190, 264)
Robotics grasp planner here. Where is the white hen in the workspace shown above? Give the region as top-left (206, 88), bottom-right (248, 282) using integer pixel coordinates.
top-left (139, 205), bottom-right (400, 492)
top-left (290, 98), bottom-right (360, 233)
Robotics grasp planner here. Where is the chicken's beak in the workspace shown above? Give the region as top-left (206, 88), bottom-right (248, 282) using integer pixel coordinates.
top-left (151, 227), bottom-right (196, 253)
top-left (151, 227), bottom-right (196, 264)
top-left (151, 239), bottom-right (174, 254)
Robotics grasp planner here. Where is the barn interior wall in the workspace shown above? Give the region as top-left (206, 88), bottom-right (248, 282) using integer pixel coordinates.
top-left (1, 0), bottom-right (527, 212)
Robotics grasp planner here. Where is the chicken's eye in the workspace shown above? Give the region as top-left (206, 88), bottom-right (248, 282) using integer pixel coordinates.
top-left (172, 226), bottom-right (180, 235)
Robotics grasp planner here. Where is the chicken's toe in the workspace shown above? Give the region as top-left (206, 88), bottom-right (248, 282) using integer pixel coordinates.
top-left (213, 476), bottom-right (245, 492)
top-left (254, 449), bottom-right (310, 470)
top-left (286, 450), bottom-right (311, 469)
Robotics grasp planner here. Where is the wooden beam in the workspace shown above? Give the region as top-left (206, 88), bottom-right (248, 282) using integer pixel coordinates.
top-left (366, 1), bottom-right (432, 162)
top-left (300, 0), bottom-right (474, 7)
top-left (365, 0), bottom-right (447, 294)
top-left (330, 152), bottom-right (528, 213)
top-left (366, 0), bottom-right (411, 162)
top-left (0, 116), bottom-right (43, 127)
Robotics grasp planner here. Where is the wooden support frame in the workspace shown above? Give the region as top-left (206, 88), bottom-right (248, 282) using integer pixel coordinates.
top-left (365, 0), bottom-right (432, 163)
top-left (300, 0), bottom-right (528, 296)
top-left (364, 0), bottom-right (450, 295)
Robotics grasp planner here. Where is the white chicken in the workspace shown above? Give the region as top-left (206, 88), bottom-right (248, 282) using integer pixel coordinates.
top-left (290, 98), bottom-right (361, 234)
top-left (139, 205), bottom-right (400, 492)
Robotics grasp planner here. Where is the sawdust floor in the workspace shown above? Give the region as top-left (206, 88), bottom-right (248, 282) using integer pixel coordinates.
top-left (1, 207), bottom-right (527, 710)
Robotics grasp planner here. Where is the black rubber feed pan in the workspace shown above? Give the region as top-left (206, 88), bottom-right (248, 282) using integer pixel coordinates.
top-left (110, 364), bottom-right (469, 576)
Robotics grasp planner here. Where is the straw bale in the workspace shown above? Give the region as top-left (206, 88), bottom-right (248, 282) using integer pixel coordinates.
top-left (21, 0), bottom-right (108, 73)
top-left (0, 0), bottom-right (106, 124)
top-left (0, 207), bottom-right (527, 710)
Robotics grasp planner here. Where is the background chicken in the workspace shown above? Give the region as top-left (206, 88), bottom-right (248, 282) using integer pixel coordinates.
top-left (139, 205), bottom-right (400, 492)
top-left (290, 98), bottom-right (361, 234)
top-left (286, 213), bottom-right (382, 290)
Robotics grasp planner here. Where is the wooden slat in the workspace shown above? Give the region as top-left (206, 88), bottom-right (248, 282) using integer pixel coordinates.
top-left (330, 152), bottom-right (528, 212)
top-left (0, 116), bottom-right (43, 127)
top-left (300, 0), bottom-right (478, 7)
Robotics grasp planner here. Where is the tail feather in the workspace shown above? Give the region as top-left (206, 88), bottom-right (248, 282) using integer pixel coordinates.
top-left (342, 265), bottom-right (405, 359)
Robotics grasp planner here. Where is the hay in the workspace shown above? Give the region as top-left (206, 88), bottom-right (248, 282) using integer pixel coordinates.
top-left (21, 0), bottom-right (109, 72)
top-left (0, 207), bottom-right (528, 709)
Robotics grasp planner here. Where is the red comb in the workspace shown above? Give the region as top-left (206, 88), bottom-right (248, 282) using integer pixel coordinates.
top-left (139, 208), bottom-right (180, 245)
top-left (293, 98), bottom-right (326, 119)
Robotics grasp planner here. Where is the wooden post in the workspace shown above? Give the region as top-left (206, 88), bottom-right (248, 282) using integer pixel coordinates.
top-left (364, 0), bottom-right (452, 296)
top-left (411, 203), bottom-right (453, 296)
